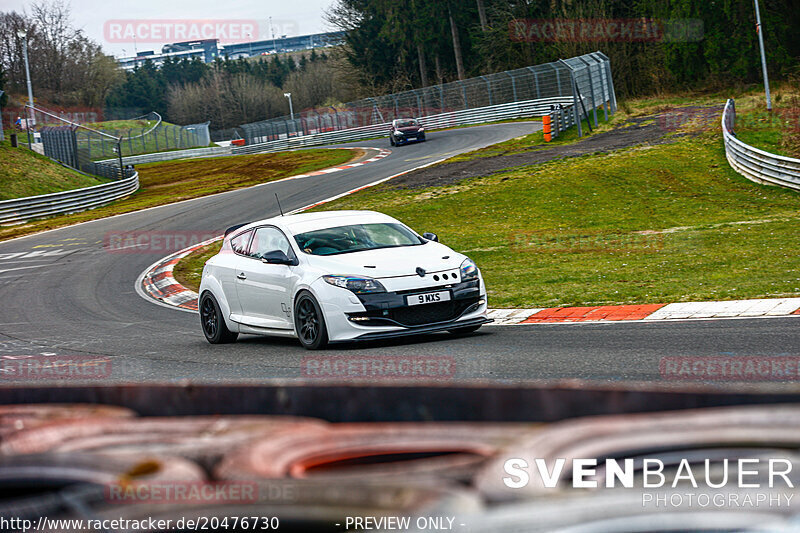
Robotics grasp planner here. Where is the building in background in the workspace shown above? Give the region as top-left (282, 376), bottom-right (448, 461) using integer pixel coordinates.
top-left (117, 32), bottom-right (345, 71)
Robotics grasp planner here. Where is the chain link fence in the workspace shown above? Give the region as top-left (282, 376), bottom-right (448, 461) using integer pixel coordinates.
top-left (239, 51), bottom-right (614, 146)
top-left (75, 113), bottom-right (210, 160)
top-left (40, 125), bottom-right (133, 180)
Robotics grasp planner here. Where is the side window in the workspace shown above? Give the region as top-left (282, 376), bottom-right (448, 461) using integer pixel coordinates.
top-left (248, 227), bottom-right (295, 260)
top-left (230, 230), bottom-right (253, 255)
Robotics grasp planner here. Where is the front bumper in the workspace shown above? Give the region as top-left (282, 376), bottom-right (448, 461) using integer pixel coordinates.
top-left (315, 278), bottom-right (489, 342)
top-left (393, 132), bottom-right (424, 143)
top-left (347, 279), bottom-right (482, 327)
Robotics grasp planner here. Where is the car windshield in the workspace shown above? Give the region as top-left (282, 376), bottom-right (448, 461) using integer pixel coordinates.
top-left (294, 223), bottom-right (423, 255)
top-left (396, 119), bottom-right (417, 127)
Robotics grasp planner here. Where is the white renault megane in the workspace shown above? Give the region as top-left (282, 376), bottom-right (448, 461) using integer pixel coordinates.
top-left (199, 210), bottom-right (490, 349)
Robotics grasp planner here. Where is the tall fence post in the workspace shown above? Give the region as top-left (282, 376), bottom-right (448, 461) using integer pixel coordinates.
top-left (558, 60), bottom-right (582, 137)
top-left (593, 51), bottom-right (617, 114)
top-left (26, 111), bottom-right (32, 149)
top-left (0, 90), bottom-right (4, 142)
top-left (480, 76), bottom-right (493, 106)
top-left (548, 64), bottom-right (562, 95)
top-left (526, 67), bottom-right (541, 99)
top-left (508, 72), bottom-right (518, 102)
top-left (577, 56), bottom-right (599, 127)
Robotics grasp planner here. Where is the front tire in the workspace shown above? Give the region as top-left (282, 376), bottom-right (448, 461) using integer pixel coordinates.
top-left (294, 292), bottom-right (329, 350)
top-left (390, 136), bottom-right (395, 146)
top-left (200, 292), bottom-right (238, 344)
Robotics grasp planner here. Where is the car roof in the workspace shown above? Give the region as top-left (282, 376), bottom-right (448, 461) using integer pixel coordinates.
top-left (233, 210), bottom-right (400, 236)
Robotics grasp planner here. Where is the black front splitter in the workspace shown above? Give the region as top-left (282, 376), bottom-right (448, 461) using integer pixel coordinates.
top-left (329, 316), bottom-right (492, 344)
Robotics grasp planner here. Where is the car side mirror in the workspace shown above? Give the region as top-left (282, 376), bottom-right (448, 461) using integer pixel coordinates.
top-left (261, 250), bottom-right (295, 265)
top-left (422, 232), bottom-right (439, 242)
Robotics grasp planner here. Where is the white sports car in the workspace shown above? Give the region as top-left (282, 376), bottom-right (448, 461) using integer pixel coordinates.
top-left (199, 210), bottom-right (490, 349)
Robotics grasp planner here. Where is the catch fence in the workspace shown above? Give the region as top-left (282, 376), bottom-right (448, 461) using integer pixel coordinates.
top-left (75, 113), bottom-right (210, 160)
top-left (238, 51), bottom-right (615, 150)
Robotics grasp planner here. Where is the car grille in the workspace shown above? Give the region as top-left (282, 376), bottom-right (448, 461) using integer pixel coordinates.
top-left (349, 298), bottom-right (479, 328)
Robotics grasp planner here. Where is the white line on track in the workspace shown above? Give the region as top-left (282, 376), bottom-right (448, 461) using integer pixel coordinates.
top-left (0, 264), bottom-right (50, 274)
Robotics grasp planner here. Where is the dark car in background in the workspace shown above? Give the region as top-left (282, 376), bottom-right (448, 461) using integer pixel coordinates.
top-left (389, 118), bottom-right (426, 146)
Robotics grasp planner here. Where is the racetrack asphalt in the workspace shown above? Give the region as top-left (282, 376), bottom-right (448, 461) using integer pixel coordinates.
top-left (0, 121), bottom-right (798, 386)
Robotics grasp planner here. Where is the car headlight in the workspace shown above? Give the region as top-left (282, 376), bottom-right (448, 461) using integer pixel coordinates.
top-left (323, 275), bottom-right (386, 294)
top-left (419, 127), bottom-right (425, 132)
top-left (394, 130), bottom-right (403, 135)
top-left (460, 258), bottom-right (479, 281)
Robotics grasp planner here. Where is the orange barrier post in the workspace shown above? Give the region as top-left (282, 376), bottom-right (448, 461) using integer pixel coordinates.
top-left (543, 115), bottom-right (552, 142)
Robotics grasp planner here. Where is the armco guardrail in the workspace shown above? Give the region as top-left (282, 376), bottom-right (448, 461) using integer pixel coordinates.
top-left (233, 97), bottom-right (574, 155)
top-left (722, 99), bottom-right (800, 191)
top-left (98, 146), bottom-right (231, 166)
top-left (0, 172), bottom-right (139, 225)
top-left (547, 104), bottom-right (578, 140)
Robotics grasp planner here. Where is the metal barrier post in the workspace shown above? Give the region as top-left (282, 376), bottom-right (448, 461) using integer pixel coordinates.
top-left (558, 61), bottom-right (582, 137)
top-left (593, 51), bottom-right (617, 113)
top-left (577, 57), bottom-right (598, 127)
top-left (508, 72), bottom-right (518, 102)
top-left (26, 112), bottom-right (32, 149)
top-left (480, 76), bottom-right (493, 106)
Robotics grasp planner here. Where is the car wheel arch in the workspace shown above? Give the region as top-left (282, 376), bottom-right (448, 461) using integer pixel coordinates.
top-left (199, 287), bottom-right (238, 333)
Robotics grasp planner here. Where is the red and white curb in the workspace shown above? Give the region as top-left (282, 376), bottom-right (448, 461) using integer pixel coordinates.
top-left (135, 237), bottom-right (222, 312)
top-left (137, 238), bottom-right (800, 323)
top-left (281, 148), bottom-right (390, 180)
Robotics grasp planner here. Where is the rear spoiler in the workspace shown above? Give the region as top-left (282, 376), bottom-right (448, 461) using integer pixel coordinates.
top-left (224, 223), bottom-right (250, 237)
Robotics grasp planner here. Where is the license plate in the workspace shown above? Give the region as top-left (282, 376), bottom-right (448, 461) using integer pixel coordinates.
top-left (407, 291), bottom-right (451, 306)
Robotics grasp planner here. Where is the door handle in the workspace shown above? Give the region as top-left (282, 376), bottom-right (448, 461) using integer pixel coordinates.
top-left (236, 273), bottom-right (247, 280)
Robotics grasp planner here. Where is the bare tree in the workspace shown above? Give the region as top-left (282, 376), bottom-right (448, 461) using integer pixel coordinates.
top-left (0, 1), bottom-right (120, 108)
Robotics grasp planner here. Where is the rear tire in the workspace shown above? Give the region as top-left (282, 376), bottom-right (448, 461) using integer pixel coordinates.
top-left (200, 292), bottom-right (238, 344)
top-left (294, 292), bottom-right (329, 350)
top-left (448, 325), bottom-right (481, 336)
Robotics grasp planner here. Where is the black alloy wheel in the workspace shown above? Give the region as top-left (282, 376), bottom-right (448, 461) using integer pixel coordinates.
top-left (294, 292), bottom-right (329, 350)
top-left (200, 292), bottom-right (238, 344)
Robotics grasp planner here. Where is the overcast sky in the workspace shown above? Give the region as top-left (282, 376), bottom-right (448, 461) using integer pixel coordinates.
top-left (3, 0), bottom-right (337, 57)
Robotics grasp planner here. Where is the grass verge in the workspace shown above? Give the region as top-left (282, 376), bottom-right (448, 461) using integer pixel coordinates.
top-left (0, 140), bottom-right (107, 201)
top-left (0, 148), bottom-right (358, 242)
top-left (732, 87), bottom-right (800, 158)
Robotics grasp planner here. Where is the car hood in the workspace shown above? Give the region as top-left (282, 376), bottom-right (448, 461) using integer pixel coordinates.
top-left (397, 126), bottom-right (421, 132)
top-left (304, 242), bottom-right (465, 278)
